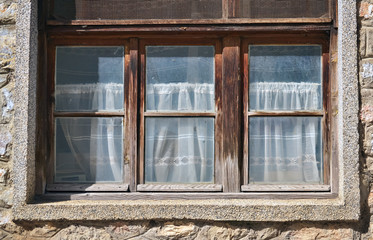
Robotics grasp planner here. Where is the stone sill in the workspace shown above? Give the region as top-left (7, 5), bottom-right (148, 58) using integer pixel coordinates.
top-left (12, 197), bottom-right (360, 222)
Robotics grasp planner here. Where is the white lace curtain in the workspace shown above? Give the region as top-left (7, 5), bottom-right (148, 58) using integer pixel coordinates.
top-left (249, 82), bottom-right (322, 184)
top-left (145, 83), bottom-right (215, 183)
top-left (55, 83), bottom-right (123, 183)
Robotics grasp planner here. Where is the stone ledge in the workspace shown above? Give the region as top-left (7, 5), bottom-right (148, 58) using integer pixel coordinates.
top-left (12, 198), bottom-right (360, 222)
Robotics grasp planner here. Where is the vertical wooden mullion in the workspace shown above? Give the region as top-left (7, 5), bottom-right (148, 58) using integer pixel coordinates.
top-left (138, 41), bottom-right (146, 185)
top-left (322, 50), bottom-right (330, 186)
top-left (47, 41), bottom-right (56, 186)
top-left (242, 40), bottom-right (249, 186)
top-left (214, 40), bottom-right (223, 186)
top-left (222, 36), bottom-right (241, 192)
top-left (126, 38), bottom-right (139, 191)
top-left (228, 0), bottom-right (239, 18)
top-left (222, 0), bottom-right (229, 19)
top-left (329, 28), bottom-right (338, 193)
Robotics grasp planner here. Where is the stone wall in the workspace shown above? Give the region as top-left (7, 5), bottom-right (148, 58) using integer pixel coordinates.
top-left (0, 0), bottom-right (370, 239)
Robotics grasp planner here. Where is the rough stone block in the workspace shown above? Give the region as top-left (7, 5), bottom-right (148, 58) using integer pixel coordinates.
top-left (366, 28), bottom-right (373, 56)
top-left (0, 169), bottom-right (8, 184)
top-left (0, 87), bottom-right (13, 123)
top-left (0, 3), bottom-right (16, 24)
top-left (0, 129), bottom-right (11, 161)
top-left (360, 59), bottom-right (373, 88)
top-left (0, 34), bottom-right (15, 74)
top-left (361, 28), bottom-right (366, 56)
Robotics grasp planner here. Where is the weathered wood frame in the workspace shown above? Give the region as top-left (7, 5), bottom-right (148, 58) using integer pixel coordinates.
top-left (42, 30), bottom-right (336, 197)
top-left (46, 37), bottom-right (131, 192)
top-left (240, 33), bottom-right (332, 192)
top-left (137, 38), bottom-right (223, 192)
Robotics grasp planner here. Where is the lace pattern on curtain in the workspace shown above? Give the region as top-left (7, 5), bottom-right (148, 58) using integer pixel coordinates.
top-left (249, 82), bottom-right (322, 184)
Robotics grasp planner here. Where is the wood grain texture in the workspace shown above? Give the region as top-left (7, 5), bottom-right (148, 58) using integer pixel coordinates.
top-left (47, 18), bottom-right (332, 26)
top-left (137, 184), bottom-right (222, 192)
top-left (329, 28), bottom-right (338, 194)
top-left (222, 36), bottom-right (241, 192)
top-left (127, 38), bottom-right (139, 191)
top-left (214, 40), bottom-right (223, 185)
top-left (241, 184), bottom-right (330, 192)
top-left (46, 25), bottom-right (332, 36)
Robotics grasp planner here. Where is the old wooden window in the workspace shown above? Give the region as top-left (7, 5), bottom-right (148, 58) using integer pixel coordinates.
top-left (41, 0), bottom-right (336, 197)
top-left (241, 36), bottom-right (331, 192)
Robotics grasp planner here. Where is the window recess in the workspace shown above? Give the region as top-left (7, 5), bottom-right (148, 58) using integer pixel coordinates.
top-left (241, 36), bottom-right (331, 192)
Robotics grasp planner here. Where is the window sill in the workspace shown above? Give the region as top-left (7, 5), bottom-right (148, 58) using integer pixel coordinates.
top-left (13, 194), bottom-right (358, 222)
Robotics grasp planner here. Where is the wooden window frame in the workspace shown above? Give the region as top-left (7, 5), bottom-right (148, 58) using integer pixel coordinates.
top-left (240, 34), bottom-right (332, 192)
top-left (46, 37), bottom-right (131, 192)
top-left (136, 38), bottom-right (223, 192)
top-left (41, 31), bottom-right (337, 198)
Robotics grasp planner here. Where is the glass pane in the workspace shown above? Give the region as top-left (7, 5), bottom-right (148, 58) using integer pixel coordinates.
top-left (236, 0), bottom-right (329, 18)
top-left (55, 46), bottom-right (124, 112)
top-left (146, 46), bottom-right (215, 112)
top-left (249, 45), bottom-right (322, 111)
top-left (249, 117), bottom-right (323, 184)
top-left (51, 0), bottom-right (222, 20)
top-left (55, 117), bottom-right (123, 183)
top-left (145, 117), bottom-right (214, 183)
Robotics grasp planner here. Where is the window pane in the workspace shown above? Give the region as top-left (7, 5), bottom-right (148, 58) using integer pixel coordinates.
top-left (249, 45), bottom-right (322, 111)
top-left (249, 117), bottom-right (323, 184)
top-left (55, 46), bottom-right (124, 112)
top-left (146, 46), bottom-right (215, 112)
top-left (236, 0), bottom-right (329, 18)
top-left (55, 117), bottom-right (123, 183)
top-left (145, 117), bottom-right (214, 183)
top-left (51, 0), bottom-right (222, 20)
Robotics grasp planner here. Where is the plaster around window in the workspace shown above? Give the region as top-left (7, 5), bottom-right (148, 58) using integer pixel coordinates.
top-left (12, 0), bottom-right (360, 222)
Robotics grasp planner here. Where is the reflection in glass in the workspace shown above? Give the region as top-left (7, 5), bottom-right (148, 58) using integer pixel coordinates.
top-left (55, 46), bottom-right (124, 112)
top-left (249, 45), bottom-right (322, 111)
top-left (146, 46), bottom-right (215, 112)
top-left (145, 117), bottom-right (214, 183)
top-left (249, 117), bottom-right (323, 184)
top-left (55, 117), bottom-right (123, 183)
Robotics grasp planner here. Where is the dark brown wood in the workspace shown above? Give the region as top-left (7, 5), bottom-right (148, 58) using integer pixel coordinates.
top-left (228, 0), bottom-right (238, 18)
top-left (47, 25), bottom-right (333, 35)
top-left (332, 0), bottom-right (338, 28)
top-left (222, 0), bottom-right (229, 19)
top-left (242, 41), bottom-right (249, 185)
top-left (46, 184), bottom-right (129, 192)
top-left (247, 111), bottom-right (324, 117)
top-left (241, 184), bottom-right (330, 192)
top-left (222, 36), bottom-right (241, 192)
top-left (53, 112), bottom-right (125, 117)
top-left (214, 40), bottom-right (223, 186)
top-left (127, 38), bottom-right (139, 192)
top-left (143, 112), bottom-right (215, 117)
top-left (322, 52), bottom-right (330, 185)
top-left (137, 184), bottom-right (222, 192)
top-left (36, 19), bottom-right (48, 195)
top-left (47, 40), bottom-right (56, 185)
top-left (39, 192), bottom-right (338, 201)
top-left (47, 18), bottom-right (332, 26)
top-left (139, 41), bottom-right (146, 185)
